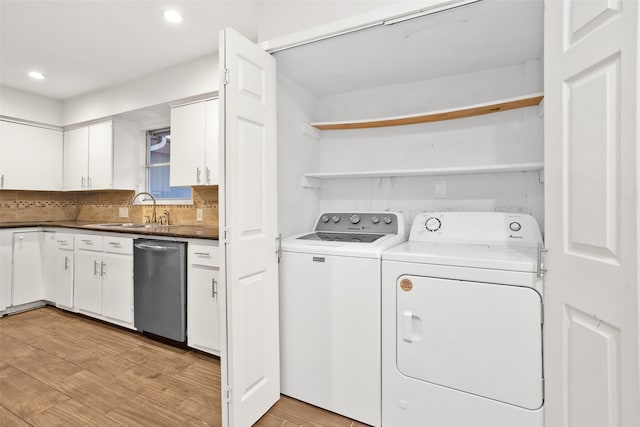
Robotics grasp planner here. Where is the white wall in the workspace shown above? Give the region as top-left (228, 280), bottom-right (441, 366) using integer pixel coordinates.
top-left (276, 72), bottom-right (322, 237)
top-left (62, 54), bottom-right (218, 126)
top-left (0, 86), bottom-right (63, 126)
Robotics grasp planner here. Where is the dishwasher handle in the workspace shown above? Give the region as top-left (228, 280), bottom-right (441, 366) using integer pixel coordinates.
top-left (134, 243), bottom-right (180, 252)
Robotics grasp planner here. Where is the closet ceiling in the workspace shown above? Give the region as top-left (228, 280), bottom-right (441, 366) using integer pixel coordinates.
top-left (274, 0), bottom-right (544, 97)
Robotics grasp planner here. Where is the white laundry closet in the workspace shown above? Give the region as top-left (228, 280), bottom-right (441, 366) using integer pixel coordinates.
top-left (272, 0), bottom-right (544, 237)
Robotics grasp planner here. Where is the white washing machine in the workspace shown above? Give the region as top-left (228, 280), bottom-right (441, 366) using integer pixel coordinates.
top-left (381, 212), bottom-right (544, 427)
top-left (280, 212), bottom-right (406, 427)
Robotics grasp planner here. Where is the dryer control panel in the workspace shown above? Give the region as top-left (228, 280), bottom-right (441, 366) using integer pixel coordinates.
top-left (409, 212), bottom-right (542, 246)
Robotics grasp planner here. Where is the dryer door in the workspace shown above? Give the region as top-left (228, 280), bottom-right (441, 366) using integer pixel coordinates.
top-left (396, 275), bottom-right (543, 410)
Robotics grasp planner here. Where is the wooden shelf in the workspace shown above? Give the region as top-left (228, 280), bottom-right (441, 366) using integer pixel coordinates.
top-left (310, 93), bottom-right (544, 130)
top-left (302, 162), bottom-right (544, 180)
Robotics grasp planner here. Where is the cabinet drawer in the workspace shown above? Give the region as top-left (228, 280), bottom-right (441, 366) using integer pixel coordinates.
top-left (104, 236), bottom-right (133, 255)
top-left (77, 234), bottom-right (103, 251)
top-left (189, 244), bottom-right (219, 267)
top-left (55, 233), bottom-right (75, 249)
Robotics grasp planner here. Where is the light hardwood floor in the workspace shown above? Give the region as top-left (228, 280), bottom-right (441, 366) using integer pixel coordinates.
top-left (0, 307), bottom-right (368, 427)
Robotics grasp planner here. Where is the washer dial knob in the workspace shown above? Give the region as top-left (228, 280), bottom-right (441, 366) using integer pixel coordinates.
top-left (425, 217), bottom-right (442, 232)
top-left (509, 221), bottom-right (522, 232)
top-left (350, 214), bottom-right (361, 224)
top-left (383, 216), bottom-right (393, 224)
top-left (321, 215), bottom-right (330, 223)
top-left (371, 216), bottom-right (380, 224)
top-left (332, 215), bottom-right (341, 223)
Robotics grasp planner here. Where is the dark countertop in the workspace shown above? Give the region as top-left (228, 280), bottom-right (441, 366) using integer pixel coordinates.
top-left (0, 221), bottom-right (219, 240)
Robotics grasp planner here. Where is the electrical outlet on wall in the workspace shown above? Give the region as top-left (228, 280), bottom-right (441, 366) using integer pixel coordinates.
top-left (435, 181), bottom-right (447, 198)
top-left (119, 207), bottom-right (129, 218)
top-left (196, 208), bottom-right (203, 222)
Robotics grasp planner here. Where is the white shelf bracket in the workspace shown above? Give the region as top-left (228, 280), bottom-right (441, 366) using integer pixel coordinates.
top-left (538, 99), bottom-right (544, 118)
top-left (301, 175), bottom-right (321, 189)
top-left (538, 168), bottom-right (545, 183)
top-left (301, 123), bottom-right (321, 140)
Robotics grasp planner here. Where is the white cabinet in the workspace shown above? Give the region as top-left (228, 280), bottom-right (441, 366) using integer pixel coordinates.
top-left (0, 120), bottom-right (63, 190)
top-left (75, 234), bottom-right (134, 328)
top-left (187, 242), bottom-right (220, 355)
top-left (49, 233), bottom-right (75, 310)
top-left (63, 122), bottom-right (113, 190)
top-left (170, 99), bottom-right (219, 186)
top-left (12, 231), bottom-right (45, 306)
top-left (0, 230), bottom-right (13, 313)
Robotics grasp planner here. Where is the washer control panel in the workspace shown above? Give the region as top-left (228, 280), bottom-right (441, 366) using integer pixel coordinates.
top-left (409, 212), bottom-right (542, 245)
top-left (314, 212), bottom-right (403, 235)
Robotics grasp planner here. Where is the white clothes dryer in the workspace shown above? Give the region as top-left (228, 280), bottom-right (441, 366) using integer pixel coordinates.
top-left (381, 212), bottom-right (544, 427)
top-left (280, 212), bottom-right (406, 427)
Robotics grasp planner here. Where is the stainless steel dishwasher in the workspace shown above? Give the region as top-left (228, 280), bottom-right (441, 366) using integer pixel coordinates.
top-left (133, 239), bottom-right (187, 343)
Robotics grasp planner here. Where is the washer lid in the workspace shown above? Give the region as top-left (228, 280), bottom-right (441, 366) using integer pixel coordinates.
top-left (382, 241), bottom-right (538, 273)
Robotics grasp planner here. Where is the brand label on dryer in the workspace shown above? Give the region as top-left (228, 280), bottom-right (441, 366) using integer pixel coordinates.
top-left (400, 278), bottom-right (413, 292)
top-left (312, 257), bottom-right (325, 262)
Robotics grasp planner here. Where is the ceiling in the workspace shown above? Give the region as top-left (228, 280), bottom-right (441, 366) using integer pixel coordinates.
top-left (0, 0), bottom-right (259, 100)
top-left (274, 0), bottom-right (543, 97)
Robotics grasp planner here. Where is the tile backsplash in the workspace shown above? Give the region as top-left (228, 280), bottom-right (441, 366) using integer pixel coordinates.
top-left (0, 186), bottom-right (218, 226)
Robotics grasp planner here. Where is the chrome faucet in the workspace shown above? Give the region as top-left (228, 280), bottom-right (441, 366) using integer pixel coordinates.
top-left (163, 210), bottom-right (170, 226)
top-left (131, 192), bottom-right (157, 223)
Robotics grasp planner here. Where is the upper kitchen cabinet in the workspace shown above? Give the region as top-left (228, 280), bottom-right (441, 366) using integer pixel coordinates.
top-left (63, 119), bottom-right (138, 191)
top-left (170, 98), bottom-right (219, 186)
top-left (0, 119), bottom-right (63, 190)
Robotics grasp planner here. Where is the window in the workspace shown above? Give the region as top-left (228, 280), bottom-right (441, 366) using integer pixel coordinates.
top-left (146, 128), bottom-right (192, 201)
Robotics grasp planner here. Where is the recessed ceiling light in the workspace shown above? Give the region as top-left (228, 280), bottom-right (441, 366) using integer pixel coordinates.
top-left (163, 9), bottom-right (182, 23)
top-left (28, 71), bottom-right (45, 80)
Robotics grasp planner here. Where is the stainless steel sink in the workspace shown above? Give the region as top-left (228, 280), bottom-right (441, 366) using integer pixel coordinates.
top-left (89, 223), bottom-right (147, 228)
top-left (86, 223), bottom-right (179, 229)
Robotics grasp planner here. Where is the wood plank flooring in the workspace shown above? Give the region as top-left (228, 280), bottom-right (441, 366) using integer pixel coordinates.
top-left (0, 307), bottom-right (368, 426)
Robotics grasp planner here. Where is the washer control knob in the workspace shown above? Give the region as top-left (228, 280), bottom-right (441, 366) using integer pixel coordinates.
top-left (509, 221), bottom-right (522, 232)
top-left (383, 215), bottom-right (393, 225)
top-left (350, 214), bottom-right (361, 224)
top-left (332, 215), bottom-right (341, 223)
top-left (425, 217), bottom-right (442, 232)
top-left (371, 216), bottom-right (380, 224)
top-left (321, 215), bottom-right (330, 223)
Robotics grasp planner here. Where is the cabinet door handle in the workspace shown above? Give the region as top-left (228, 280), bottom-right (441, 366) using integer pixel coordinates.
top-left (81, 176), bottom-right (85, 189)
top-left (81, 239), bottom-right (93, 244)
top-left (101, 262), bottom-right (106, 277)
top-left (1, 174), bottom-right (4, 188)
top-left (88, 177), bottom-right (92, 189)
top-left (196, 167), bottom-right (201, 184)
top-left (108, 242), bottom-right (121, 247)
top-left (206, 167), bottom-right (211, 184)
top-left (94, 260), bottom-right (100, 276)
top-left (194, 252), bottom-right (210, 256)
top-left (212, 278), bottom-right (217, 299)
top-left (64, 256), bottom-right (70, 271)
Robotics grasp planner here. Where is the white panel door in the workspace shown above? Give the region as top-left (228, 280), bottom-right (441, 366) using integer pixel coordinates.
top-left (544, 1), bottom-right (639, 426)
top-left (219, 27), bottom-right (279, 427)
top-left (88, 121), bottom-right (113, 189)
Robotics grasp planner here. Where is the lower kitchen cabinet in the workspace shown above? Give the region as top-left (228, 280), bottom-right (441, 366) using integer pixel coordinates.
top-left (12, 231), bottom-right (45, 306)
top-left (0, 230), bottom-right (14, 312)
top-left (53, 233), bottom-right (75, 310)
top-left (187, 243), bottom-right (220, 355)
top-left (75, 234), bottom-right (134, 328)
